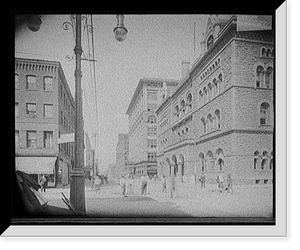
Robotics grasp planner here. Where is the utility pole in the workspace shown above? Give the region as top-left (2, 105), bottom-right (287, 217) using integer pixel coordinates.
top-left (69, 14), bottom-right (86, 215)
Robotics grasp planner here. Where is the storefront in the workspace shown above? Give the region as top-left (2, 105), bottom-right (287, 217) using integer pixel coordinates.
top-left (15, 156), bottom-right (57, 187)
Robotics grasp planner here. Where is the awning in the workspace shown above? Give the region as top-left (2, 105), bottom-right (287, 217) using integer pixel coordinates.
top-left (15, 156), bottom-right (57, 175)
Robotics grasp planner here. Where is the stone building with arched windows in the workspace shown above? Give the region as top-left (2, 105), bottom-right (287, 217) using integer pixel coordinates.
top-left (156, 15), bottom-right (274, 185)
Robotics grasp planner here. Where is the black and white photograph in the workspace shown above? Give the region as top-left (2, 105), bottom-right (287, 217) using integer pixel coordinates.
top-left (5, 5), bottom-right (289, 238)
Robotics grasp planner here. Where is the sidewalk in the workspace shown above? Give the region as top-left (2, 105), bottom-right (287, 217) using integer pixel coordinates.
top-left (41, 179), bottom-right (274, 218)
top-left (145, 180), bottom-right (273, 217)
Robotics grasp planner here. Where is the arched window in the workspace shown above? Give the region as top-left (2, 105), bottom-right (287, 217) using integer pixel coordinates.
top-left (256, 66), bottom-right (264, 88)
top-left (187, 93), bottom-right (192, 107)
top-left (199, 90), bottom-right (203, 106)
top-left (270, 151), bottom-right (273, 170)
top-left (208, 83), bottom-right (212, 101)
top-left (207, 35), bottom-right (214, 50)
top-left (213, 78), bottom-right (218, 96)
top-left (261, 151), bottom-right (268, 170)
top-left (206, 151), bottom-right (214, 170)
top-left (199, 153), bottom-right (205, 172)
top-left (218, 73), bottom-right (223, 92)
top-left (180, 99), bottom-right (186, 115)
top-left (201, 117), bottom-right (206, 133)
top-left (262, 48), bottom-right (266, 57)
top-left (207, 114), bottom-right (213, 132)
top-left (215, 109), bottom-right (220, 129)
top-left (266, 48), bottom-right (271, 58)
top-left (265, 67), bottom-right (273, 89)
top-left (260, 102), bottom-right (270, 125)
top-left (203, 87), bottom-right (207, 103)
top-left (254, 151), bottom-right (260, 170)
top-left (175, 105), bottom-right (179, 117)
top-left (147, 115), bottom-right (156, 124)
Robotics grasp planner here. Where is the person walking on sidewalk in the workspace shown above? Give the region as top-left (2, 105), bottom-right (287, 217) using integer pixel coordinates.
top-left (200, 173), bottom-right (206, 188)
top-left (119, 175), bottom-right (126, 197)
top-left (161, 175), bottom-right (167, 193)
top-left (126, 174), bottom-right (133, 195)
top-left (141, 174), bottom-right (148, 195)
top-left (226, 173), bottom-right (233, 193)
top-left (39, 175), bottom-right (46, 192)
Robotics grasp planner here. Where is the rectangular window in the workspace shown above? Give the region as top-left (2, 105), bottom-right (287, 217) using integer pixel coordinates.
top-left (147, 91), bottom-right (157, 101)
top-left (147, 139), bottom-right (157, 148)
top-left (15, 102), bottom-right (19, 117)
top-left (147, 103), bottom-right (157, 111)
top-left (43, 76), bottom-right (53, 91)
top-left (44, 104), bottom-right (53, 118)
top-left (15, 130), bottom-right (19, 148)
top-left (26, 131), bottom-right (37, 148)
top-left (44, 131), bottom-right (53, 148)
top-left (148, 152), bottom-right (157, 161)
top-left (147, 127), bottom-right (157, 136)
top-left (15, 74), bottom-right (19, 89)
top-left (26, 75), bottom-right (37, 91)
top-left (26, 103), bottom-right (37, 118)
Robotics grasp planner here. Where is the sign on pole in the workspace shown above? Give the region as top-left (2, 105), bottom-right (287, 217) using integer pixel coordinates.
top-left (58, 133), bottom-right (75, 144)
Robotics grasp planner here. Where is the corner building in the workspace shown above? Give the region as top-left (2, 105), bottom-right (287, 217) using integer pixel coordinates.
top-left (156, 15), bottom-right (274, 185)
top-left (126, 78), bottom-right (179, 176)
top-left (15, 58), bottom-right (75, 187)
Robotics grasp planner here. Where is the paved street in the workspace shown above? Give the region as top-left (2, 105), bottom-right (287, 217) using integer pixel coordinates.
top-left (41, 178), bottom-right (273, 221)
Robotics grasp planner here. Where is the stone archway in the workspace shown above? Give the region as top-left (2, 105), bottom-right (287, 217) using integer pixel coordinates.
top-left (165, 158), bottom-right (171, 176)
top-left (178, 154), bottom-right (184, 182)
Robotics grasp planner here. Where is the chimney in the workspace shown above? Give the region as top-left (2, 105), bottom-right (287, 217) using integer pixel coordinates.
top-left (181, 61), bottom-right (190, 79)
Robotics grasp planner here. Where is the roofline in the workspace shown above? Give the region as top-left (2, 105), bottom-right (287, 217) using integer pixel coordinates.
top-left (126, 77), bottom-right (179, 115)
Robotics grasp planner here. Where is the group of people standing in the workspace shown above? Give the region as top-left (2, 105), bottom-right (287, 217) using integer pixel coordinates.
top-left (119, 174), bottom-right (135, 197)
top-left (119, 172), bottom-right (233, 198)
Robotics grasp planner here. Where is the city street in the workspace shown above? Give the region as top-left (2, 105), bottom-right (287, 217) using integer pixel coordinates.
top-left (41, 178), bottom-right (274, 221)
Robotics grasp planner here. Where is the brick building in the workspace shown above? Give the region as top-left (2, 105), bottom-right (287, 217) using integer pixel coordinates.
top-left (126, 77), bottom-right (179, 176)
top-left (156, 15), bottom-right (274, 185)
top-left (15, 58), bottom-right (75, 187)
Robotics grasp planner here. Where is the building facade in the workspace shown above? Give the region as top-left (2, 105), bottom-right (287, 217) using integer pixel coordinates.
top-left (15, 58), bottom-right (76, 187)
top-left (156, 15), bottom-right (274, 185)
top-left (126, 77), bottom-right (179, 176)
top-left (115, 133), bottom-right (129, 176)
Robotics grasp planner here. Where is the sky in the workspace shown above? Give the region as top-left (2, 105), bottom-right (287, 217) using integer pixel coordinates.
top-left (15, 14), bottom-right (209, 172)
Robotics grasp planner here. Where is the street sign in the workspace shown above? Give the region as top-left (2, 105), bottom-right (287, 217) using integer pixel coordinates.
top-left (58, 133), bottom-right (75, 144)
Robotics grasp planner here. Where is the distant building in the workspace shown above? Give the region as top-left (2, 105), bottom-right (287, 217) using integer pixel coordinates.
top-left (84, 132), bottom-right (94, 177)
top-left (15, 58), bottom-right (76, 187)
top-left (116, 133), bottom-right (129, 175)
top-left (156, 15), bottom-right (274, 185)
top-left (126, 77), bottom-right (179, 176)
top-left (107, 163), bottom-right (117, 180)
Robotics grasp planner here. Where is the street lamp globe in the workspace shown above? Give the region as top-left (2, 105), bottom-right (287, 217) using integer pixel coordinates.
top-left (27, 15), bottom-right (42, 32)
top-left (114, 14), bottom-right (128, 42)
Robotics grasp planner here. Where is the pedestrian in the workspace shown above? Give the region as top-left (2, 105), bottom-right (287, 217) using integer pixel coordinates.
top-left (161, 175), bottom-right (167, 193)
top-left (218, 175), bottom-right (224, 193)
top-left (126, 174), bottom-right (133, 195)
top-left (200, 173), bottom-right (206, 188)
top-left (226, 173), bottom-right (233, 193)
top-left (39, 175), bottom-right (46, 192)
top-left (119, 175), bottom-right (126, 197)
top-left (141, 174), bottom-right (147, 195)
